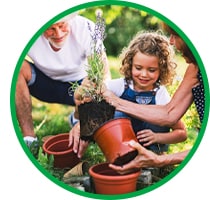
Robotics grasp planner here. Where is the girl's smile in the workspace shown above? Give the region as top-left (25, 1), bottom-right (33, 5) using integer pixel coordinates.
top-left (132, 51), bottom-right (160, 91)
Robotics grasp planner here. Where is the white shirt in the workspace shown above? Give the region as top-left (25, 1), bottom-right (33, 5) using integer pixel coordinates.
top-left (105, 78), bottom-right (171, 105)
top-left (28, 16), bottom-right (95, 82)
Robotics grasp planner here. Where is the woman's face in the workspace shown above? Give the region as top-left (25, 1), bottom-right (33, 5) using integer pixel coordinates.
top-left (132, 51), bottom-right (160, 91)
top-left (169, 34), bottom-right (183, 50)
top-left (169, 34), bottom-right (191, 63)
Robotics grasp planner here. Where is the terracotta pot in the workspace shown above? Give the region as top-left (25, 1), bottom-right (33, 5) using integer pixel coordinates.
top-left (94, 118), bottom-right (138, 165)
top-left (43, 133), bottom-right (80, 169)
top-left (89, 162), bottom-right (141, 194)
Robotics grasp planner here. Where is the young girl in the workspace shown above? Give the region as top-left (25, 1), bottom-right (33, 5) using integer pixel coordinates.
top-left (105, 31), bottom-right (187, 154)
top-left (70, 31), bottom-right (187, 160)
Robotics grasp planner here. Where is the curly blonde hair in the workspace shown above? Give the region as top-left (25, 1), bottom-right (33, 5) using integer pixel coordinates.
top-left (119, 31), bottom-right (177, 86)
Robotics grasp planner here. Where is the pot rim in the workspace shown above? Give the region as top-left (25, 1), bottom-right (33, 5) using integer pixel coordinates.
top-left (43, 138), bottom-right (74, 155)
top-left (43, 133), bottom-right (69, 143)
top-left (89, 162), bottom-right (140, 181)
top-left (93, 117), bottom-right (131, 136)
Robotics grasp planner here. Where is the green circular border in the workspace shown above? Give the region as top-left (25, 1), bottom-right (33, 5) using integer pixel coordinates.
top-left (10, 0), bottom-right (209, 199)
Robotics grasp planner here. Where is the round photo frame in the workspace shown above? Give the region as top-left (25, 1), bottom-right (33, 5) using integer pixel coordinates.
top-left (10, 1), bottom-right (209, 199)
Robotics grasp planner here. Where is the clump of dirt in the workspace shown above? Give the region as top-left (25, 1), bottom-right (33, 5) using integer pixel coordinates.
top-left (78, 100), bottom-right (115, 141)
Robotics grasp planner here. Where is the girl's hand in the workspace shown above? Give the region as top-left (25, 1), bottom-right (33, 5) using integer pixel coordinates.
top-left (136, 129), bottom-right (157, 146)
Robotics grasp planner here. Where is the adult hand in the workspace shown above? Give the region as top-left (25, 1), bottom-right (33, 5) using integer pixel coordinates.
top-left (109, 140), bottom-right (159, 174)
top-left (102, 87), bottom-right (118, 107)
top-left (69, 122), bottom-right (89, 158)
top-left (74, 78), bottom-right (93, 106)
top-left (74, 85), bottom-right (92, 106)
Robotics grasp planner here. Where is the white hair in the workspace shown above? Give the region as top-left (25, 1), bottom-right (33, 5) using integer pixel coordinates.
top-left (55, 12), bottom-right (78, 24)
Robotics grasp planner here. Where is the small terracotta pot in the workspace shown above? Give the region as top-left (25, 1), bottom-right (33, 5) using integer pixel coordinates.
top-left (43, 133), bottom-right (80, 169)
top-left (89, 162), bottom-right (141, 194)
top-left (94, 118), bottom-right (138, 165)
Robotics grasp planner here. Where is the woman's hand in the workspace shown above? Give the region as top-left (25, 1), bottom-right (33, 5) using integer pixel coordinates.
top-left (102, 86), bottom-right (119, 107)
top-left (109, 140), bottom-right (159, 174)
top-left (69, 122), bottom-right (89, 158)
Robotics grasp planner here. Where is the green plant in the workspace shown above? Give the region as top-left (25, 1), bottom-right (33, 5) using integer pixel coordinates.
top-left (37, 147), bottom-right (66, 180)
top-left (38, 147), bottom-right (54, 171)
top-left (72, 11), bottom-right (107, 102)
top-left (82, 143), bottom-right (106, 166)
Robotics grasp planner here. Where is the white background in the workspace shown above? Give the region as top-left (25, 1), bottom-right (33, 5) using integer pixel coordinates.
top-left (0, 0), bottom-right (209, 199)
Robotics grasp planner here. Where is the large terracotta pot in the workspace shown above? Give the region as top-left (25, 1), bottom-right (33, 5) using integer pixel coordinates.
top-left (89, 162), bottom-right (141, 194)
top-left (94, 118), bottom-right (138, 165)
top-left (42, 133), bottom-right (80, 169)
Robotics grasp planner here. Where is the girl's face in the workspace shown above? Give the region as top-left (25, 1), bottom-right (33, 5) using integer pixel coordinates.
top-left (132, 51), bottom-right (160, 91)
top-left (43, 21), bottom-right (70, 51)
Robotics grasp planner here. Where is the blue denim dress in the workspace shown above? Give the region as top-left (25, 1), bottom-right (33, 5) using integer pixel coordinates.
top-left (114, 84), bottom-right (170, 154)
